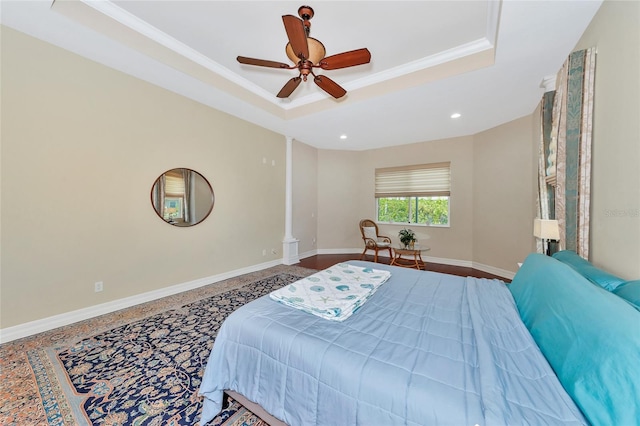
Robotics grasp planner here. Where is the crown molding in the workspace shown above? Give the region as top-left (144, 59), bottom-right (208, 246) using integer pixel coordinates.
top-left (59, 0), bottom-right (498, 114)
top-left (77, 0), bottom-right (277, 103)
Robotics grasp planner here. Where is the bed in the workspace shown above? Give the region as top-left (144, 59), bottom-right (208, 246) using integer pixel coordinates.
top-left (199, 256), bottom-right (640, 425)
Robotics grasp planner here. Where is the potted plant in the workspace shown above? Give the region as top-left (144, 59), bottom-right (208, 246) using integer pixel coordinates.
top-left (398, 228), bottom-right (416, 248)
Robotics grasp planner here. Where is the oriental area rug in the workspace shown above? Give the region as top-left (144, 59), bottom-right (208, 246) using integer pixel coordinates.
top-left (0, 265), bottom-right (315, 426)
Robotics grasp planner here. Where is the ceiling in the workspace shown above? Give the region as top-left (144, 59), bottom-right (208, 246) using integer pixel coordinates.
top-left (0, 1), bottom-right (602, 150)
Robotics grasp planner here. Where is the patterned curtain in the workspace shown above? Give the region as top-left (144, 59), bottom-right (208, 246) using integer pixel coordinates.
top-left (152, 174), bottom-right (166, 219)
top-left (545, 47), bottom-right (596, 258)
top-left (536, 90), bottom-right (556, 254)
top-left (182, 169), bottom-right (192, 223)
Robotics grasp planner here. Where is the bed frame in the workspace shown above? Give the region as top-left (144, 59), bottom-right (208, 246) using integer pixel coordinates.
top-left (225, 390), bottom-right (286, 426)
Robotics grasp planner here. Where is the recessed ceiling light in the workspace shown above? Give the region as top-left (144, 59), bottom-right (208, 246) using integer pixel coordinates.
top-left (340, 134), bottom-right (348, 140)
top-left (450, 113), bottom-right (461, 119)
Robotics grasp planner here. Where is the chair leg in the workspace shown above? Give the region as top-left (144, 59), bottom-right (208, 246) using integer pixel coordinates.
top-left (374, 249), bottom-right (378, 263)
top-left (360, 248), bottom-right (368, 260)
top-left (387, 247), bottom-right (392, 261)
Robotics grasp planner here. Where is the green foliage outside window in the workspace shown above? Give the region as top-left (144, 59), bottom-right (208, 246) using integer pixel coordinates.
top-left (377, 196), bottom-right (449, 226)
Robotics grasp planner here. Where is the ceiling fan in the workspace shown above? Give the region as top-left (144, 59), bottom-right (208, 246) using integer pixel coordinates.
top-left (237, 5), bottom-right (371, 99)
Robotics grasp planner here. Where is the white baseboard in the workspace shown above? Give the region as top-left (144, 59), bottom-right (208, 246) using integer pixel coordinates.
top-left (472, 262), bottom-right (516, 280)
top-left (0, 258), bottom-right (283, 344)
top-left (298, 249), bottom-right (318, 260)
top-left (422, 255), bottom-right (473, 268)
top-left (315, 249), bottom-right (514, 279)
top-left (316, 248), bottom-right (363, 255)
top-left (0, 252), bottom-right (516, 344)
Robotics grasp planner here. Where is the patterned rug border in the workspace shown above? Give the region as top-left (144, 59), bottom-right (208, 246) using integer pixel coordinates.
top-left (0, 264), bottom-right (316, 426)
top-left (27, 347), bottom-right (78, 425)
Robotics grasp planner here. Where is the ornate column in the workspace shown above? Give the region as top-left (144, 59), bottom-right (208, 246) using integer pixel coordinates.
top-left (282, 136), bottom-right (300, 265)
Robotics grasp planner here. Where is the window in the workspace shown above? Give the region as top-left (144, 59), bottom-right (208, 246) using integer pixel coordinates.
top-left (375, 162), bottom-right (450, 226)
top-left (163, 197), bottom-right (183, 221)
top-left (163, 171), bottom-right (185, 221)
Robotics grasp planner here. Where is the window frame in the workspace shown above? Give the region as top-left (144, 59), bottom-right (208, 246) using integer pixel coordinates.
top-left (163, 196), bottom-right (184, 221)
top-left (374, 162), bottom-right (451, 227)
top-left (375, 196), bottom-right (451, 227)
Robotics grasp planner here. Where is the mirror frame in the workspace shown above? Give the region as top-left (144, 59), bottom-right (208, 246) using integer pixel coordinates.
top-left (150, 168), bottom-right (215, 227)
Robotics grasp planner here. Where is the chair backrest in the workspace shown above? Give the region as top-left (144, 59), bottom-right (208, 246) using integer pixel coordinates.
top-left (359, 219), bottom-right (378, 240)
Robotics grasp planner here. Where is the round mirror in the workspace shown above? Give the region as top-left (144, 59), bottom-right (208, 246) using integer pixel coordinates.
top-left (150, 168), bottom-right (214, 227)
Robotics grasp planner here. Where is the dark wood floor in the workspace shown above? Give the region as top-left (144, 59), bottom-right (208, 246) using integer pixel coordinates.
top-left (297, 253), bottom-right (508, 281)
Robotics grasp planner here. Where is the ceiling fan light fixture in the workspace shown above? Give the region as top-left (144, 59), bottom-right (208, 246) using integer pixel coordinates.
top-left (237, 5), bottom-right (370, 99)
top-left (286, 37), bottom-right (326, 64)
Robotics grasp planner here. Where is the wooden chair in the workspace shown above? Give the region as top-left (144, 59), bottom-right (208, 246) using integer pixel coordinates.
top-left (359, 219), bottom-right (392, 263)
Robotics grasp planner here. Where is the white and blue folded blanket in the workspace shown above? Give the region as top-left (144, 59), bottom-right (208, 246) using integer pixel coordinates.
top-left (269, 263), bottom-right (391, 321)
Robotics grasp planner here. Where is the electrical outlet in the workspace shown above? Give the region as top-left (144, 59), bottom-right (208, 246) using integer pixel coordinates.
top-left (262, 249), bottom-right (266, 256)
top-left (94, 281), bottom-right (103, 292)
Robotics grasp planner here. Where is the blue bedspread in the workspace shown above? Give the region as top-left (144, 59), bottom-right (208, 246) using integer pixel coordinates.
top-left (199, 261), bottom-right (586, 425)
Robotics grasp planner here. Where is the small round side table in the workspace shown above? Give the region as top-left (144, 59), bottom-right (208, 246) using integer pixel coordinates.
top-left (390, 245), bottom-right (431, 270)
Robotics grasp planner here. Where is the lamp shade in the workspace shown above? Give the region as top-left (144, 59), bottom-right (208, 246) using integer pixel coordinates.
top-left (534, 219), bottom-right (560, 240)
top-left (286, 37), bottom-right (326, 64)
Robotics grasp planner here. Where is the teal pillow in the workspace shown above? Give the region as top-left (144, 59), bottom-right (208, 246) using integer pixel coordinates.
top-left (552, 250), bottom-right (626, 291)
top-left (510, 253), bottom-right (640, 426)
top-left (612, 280), bottom-right (640, 311)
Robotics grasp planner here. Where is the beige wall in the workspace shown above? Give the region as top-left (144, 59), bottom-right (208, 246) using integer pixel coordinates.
top-left (313, 0), bottom-right (640, 279)
top-left (3, 0), bottom-right (637, 331)
top-left (363, 137), bottom-right (475, 262)
top-left (315, 137), bottom-right (476, 262)
top-left (314, 127), bottom-right (536, 272)
top-left (1, 27), bottom-right (286, 328)
top-left (573, 0), bottom-right (640, 279)
top-left (316, 149), bottom-right (365, 250)
top-left (472, 115), bottom-right (536, 271)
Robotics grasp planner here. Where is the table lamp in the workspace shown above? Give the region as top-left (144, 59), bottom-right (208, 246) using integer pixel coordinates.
top-left (534, 218), bottom-right (560, 256)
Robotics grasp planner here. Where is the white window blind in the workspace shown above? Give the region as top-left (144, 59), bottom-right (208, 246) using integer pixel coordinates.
top-left (375, 162), bottom-right (450, 198)
top-left (164, 171), bottom-right (185, 195)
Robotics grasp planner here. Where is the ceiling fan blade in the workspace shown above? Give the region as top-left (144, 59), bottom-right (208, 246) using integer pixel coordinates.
top-left (319, 48), bottom-right (371, 70)
top-left (282, 15), bottom-right (309, 60)
top-left (237, 56), bottom-right (290, 69)
top-left (277, 76), bottom-right (302, 98)
top-left (313, 75), bottom-right (347, 99)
